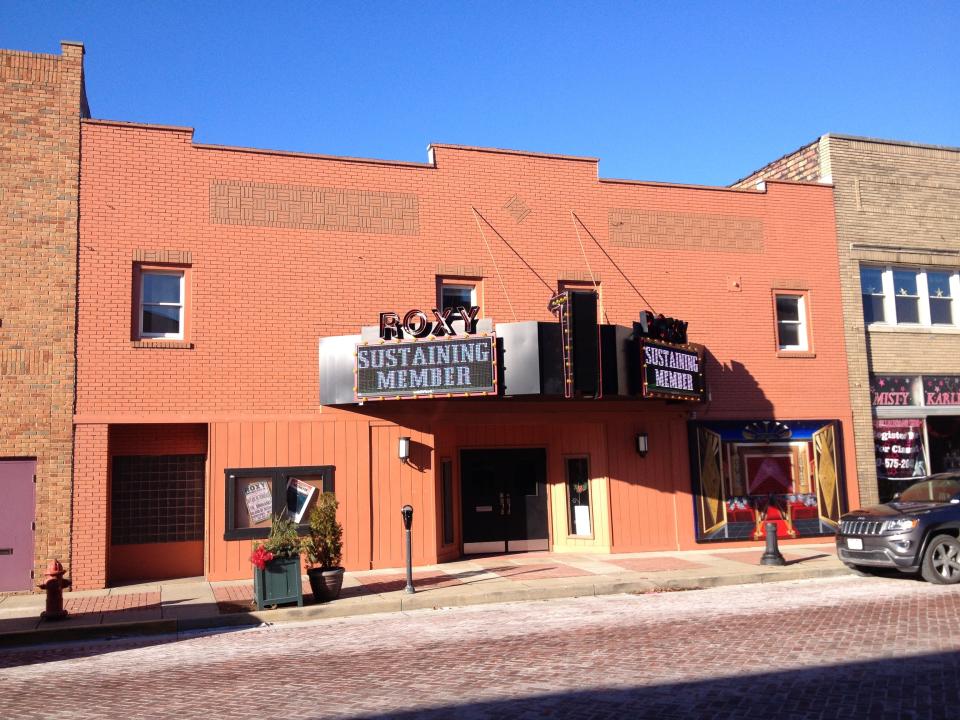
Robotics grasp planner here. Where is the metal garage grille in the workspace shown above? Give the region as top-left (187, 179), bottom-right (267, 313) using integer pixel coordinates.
top-left (111, 455), bottom-right (205, 545)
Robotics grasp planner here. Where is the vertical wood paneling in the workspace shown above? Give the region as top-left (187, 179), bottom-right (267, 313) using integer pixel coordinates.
top-left (264, 422), bottom-right (277, 467)
top-left (207, 417), bottom-right (372, 581)
top-left (252, 422), bottom-right (265, 467)
top-left (608, 411), bottom-right (688, 553)
top-left (205, 404), bottom-right (695, 580)
top-left (276, 421), bottom-right (289, 467)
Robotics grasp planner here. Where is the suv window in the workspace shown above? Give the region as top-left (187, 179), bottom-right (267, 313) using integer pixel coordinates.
top-left (900, 477), bottom-right (960, 503)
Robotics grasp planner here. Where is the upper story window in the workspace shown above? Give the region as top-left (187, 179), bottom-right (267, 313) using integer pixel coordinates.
top-left (860, 267), bottom-right (886, 324)
top-left (140, 270), bottom-right (185, 339)
top-left (861, 265), bottom-right (960, 328)
top-left (775, 293), bottom-right (809, 351)
top-left (928, 272), bottom-right (954, 325)
top-left (438, 282), bottom-right (477, 311)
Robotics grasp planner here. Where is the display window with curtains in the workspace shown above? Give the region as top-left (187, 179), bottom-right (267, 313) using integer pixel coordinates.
top-left (689, 420), bottom-right (845, 542)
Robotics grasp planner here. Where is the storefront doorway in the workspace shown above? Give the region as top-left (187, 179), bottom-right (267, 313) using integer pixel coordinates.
top-left (0, 459), bottom-right (35, 592)
top-left (461, 448), bottom-right (548, 554)
top-left (925, 416), bottom-right (960, 474)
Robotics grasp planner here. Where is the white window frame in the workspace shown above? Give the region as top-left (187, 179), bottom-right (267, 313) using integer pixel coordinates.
top-left (775, 293), bottom-right (809, 352)
top-left (439, 283), bottom-right (477, 311)
top-left (861, 265), bottom-right (960, 329)
top-left (139, 270), bottom-right (185, 340)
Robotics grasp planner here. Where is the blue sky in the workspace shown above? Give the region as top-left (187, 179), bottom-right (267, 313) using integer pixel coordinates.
top-left (3, 1), bottom-right (958, 185)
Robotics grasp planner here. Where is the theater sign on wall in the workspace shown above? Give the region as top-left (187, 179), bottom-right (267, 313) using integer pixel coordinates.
top-left (355, 305), bottom-right (497, 400)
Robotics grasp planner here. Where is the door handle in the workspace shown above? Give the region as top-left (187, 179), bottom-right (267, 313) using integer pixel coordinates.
top-left (0, 548), bottom-right (12, 555)
top-left (506, 494), bottom-right (512, 515)
top-left (499, 492), bottom-right (506, 515)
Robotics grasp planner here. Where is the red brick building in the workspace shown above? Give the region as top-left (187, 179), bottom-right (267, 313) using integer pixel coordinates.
top-left (70, 116), bottom-right (859, 589)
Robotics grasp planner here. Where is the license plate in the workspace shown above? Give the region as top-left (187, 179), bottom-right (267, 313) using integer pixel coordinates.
top-left (847, 538), bottom-right (863, 550)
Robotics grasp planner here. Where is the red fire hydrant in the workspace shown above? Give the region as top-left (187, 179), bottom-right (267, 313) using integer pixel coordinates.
top-left (38, 559), bottom-right (71, 621)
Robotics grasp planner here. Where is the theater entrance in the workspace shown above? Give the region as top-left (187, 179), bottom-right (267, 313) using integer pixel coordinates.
top-left (461, 448), bottom-right (548, 554)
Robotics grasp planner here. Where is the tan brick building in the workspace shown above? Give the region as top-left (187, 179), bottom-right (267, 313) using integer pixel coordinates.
top-left (0, 42), bottom-right (87, 591)
top-left (735, 135), bottom-right (960, 505)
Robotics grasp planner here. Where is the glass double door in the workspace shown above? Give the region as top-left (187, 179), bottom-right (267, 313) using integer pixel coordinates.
top-left (461, 448), bottom-right (548, 554)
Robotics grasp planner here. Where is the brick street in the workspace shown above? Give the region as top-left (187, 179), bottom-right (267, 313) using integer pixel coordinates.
top-left (3, 575), bottom-right (960, 719)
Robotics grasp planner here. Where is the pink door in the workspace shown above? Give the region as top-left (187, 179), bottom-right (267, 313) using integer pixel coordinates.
top-left (0, 460), bottom-right (36, 591)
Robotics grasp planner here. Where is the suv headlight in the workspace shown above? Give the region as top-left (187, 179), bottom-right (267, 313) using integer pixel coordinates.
top-left (884, 518), bottom-right (919, 533)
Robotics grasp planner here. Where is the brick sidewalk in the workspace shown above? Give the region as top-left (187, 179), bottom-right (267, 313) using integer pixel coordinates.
top-left (0, 544), bottom-right (843, 646)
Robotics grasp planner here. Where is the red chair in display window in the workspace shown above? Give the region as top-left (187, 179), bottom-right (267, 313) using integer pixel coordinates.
top-left (751, 496), bottom-right (797, 540)
top-left (726, 498), bottom-right (755, 523)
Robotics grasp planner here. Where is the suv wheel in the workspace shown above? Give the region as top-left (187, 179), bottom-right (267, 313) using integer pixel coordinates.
top-left (921, 536), bottom-right (960, 584)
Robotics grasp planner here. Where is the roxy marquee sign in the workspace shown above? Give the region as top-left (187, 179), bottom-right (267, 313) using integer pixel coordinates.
top-left (355, 336), bottom-right (497, 400)
top-left (379, 306), bottom-right (481, 340)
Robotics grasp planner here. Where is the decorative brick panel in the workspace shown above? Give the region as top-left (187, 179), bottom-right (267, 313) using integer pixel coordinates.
top-left (133, 249), bottom-right (192, 264)
top-left (436, 264), bottom-right (484, 278)
top-left (503, 194), bottom-right (531, 223)
top-left (771, 279), bottom-right (810, 291)
top-left (559, 271), bottom-right (602, 283)
top-left (130, 340), bottom-right (194, 349)
top-left (0, 349), bottom-right (53, 376)
top-left (857, 178), bottom-right (960, 221)
top-left (209, 180), bottom-right (419, 235)
top-left (609, 209), bottom-right (764, 253)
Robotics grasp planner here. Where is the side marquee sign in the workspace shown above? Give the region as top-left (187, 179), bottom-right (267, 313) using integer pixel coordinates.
top-left (640, 338), bottom-right (705, 401)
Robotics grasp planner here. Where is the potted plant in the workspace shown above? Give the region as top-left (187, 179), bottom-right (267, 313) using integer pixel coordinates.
top-left (251, 513), bottom-right (303, 610)
top-left (302, 493), bottom-right (345, 602)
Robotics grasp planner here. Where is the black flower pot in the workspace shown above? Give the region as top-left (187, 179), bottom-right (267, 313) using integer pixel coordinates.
top-left (307, 566), bottom-right (345, 602)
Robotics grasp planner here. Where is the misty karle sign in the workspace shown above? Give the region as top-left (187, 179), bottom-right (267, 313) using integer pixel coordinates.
top-left (356, 336), bottom-right (496, 400)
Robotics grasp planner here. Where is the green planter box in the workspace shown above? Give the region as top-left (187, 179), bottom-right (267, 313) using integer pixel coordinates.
top-left (253, 554), bottom-right (303, 610)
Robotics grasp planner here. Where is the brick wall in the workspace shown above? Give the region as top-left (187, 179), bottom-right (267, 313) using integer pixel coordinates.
top-left (109, 424), bottom-right (207, 456)
top-left (76, 132), bottom-right (853, 427)
top-left (731, 139), bottom-right (823, 190)
top-left (735, 134), bottom-right (960, 505)
top-left (0, 43), bottom-right (85, 586)
top-left (71, 424), bottom-right (107, 589)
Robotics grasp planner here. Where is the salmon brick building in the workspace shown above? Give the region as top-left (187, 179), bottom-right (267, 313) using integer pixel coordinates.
top-left (67, 113), bottom-right (860, 589)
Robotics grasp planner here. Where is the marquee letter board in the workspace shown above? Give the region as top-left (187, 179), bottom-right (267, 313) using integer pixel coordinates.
top-left (640, 339), bottom-right (705, 401)
top-left (356, 336), bottom-right (497, 400)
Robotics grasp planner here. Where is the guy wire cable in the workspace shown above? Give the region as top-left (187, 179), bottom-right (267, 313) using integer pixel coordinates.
top-left (472, 207), bottom-right (518, 322)
top-left (571, 211), bottom-right (658, 316)
top-left (570, 209), bottom-right (608, 323)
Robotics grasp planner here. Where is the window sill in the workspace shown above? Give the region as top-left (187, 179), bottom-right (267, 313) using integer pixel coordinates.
top-left (867, 323), bottom-right (960, 336)
top-left (131, 339), bottom-right (194, 349)
top-left (776, 350), bottom-right (816, 359)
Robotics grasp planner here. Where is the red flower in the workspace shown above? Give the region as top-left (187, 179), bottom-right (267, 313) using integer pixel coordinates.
top-left (250, 544), bottom-right (275, 570)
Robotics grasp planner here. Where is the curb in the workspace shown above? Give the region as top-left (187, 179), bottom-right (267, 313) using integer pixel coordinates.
top-left (0, 619), bottom-right (177, 649)
top-left (0, 564), bottom-right (852, 649)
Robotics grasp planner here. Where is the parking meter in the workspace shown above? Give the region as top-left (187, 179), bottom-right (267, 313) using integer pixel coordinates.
top-left (401, 505), bottom-right (415, 593)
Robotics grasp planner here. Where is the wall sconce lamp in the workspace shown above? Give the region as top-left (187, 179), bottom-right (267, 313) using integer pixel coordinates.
top-left (398, 436), bottom-right (411, 464)
top-left (635, 433), bottom-right (649, 458)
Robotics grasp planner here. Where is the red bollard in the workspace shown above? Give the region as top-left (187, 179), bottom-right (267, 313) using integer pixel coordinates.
top-left (38, 559), bottom-right (71, 621)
